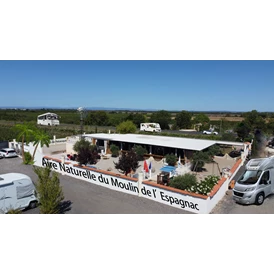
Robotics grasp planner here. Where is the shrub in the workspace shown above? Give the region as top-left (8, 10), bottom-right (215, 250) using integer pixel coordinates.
top-left (165, 153), bottom-right (177, 166)
top-left (169, 173), bottom-right (198, 190)
top-left (192, 175), bottom-right (220, 195)
top-left (110, 144), bottom-right (119, 157)
top-left (116, 120), bottom-right (137, 134)
top-left (23, 151), bottom-right (34, 165)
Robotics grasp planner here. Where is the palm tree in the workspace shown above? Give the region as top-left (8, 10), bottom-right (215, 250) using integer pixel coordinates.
top-left (14, 123), bottom-right (34, 162)
top-left (32, 129), bottom-right (51, 161)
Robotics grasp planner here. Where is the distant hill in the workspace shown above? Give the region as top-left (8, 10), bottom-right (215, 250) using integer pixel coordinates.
top-left (0, 106), bottom-right (250, 113)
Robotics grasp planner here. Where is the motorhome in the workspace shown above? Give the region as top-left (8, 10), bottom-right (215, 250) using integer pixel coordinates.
top-left (233, 156), bottom-right (274, 205)
top-left (0, 173), bottom-right (38, 213)
top-left (37, 112), bottom-right (60, 126)
top-left (140, 123), bottom-right (161, 132)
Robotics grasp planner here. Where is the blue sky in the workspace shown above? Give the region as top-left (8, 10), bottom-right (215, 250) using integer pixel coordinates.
top-left (0, 60), bottom-right (273, 112)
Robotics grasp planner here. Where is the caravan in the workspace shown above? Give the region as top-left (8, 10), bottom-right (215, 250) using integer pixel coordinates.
top-left (0, 173), bottom-right (38, 213)
top-left (140, 123), bottom-right (161, 132)
top-left (233, 156), bottom-right (274, 205)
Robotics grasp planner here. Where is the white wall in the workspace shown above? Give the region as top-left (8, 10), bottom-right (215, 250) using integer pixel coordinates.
top-left (36, 156), bottom-right (210, 214)
top-left (10, 138), bottom-right (248, 214)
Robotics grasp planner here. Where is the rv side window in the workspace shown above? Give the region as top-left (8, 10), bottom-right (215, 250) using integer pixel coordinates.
top-left (259, 171), bottom-right (270, 185)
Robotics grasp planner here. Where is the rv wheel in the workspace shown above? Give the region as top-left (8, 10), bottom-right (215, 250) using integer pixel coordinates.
top-left (29, 201), bottom-right (38, 209)
top-left (255, 192), bottom-right (265, 205)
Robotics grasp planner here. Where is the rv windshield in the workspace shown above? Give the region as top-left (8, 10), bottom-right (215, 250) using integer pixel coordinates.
top-left (238, 170), bottom-right (262, 185)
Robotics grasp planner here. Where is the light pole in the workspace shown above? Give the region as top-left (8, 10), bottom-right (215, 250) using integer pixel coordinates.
top-left (77, 107), bottom-right (85, 138)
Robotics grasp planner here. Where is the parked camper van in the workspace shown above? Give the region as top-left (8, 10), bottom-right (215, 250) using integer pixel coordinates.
top-left (37, 112), bottom-right (60, 126)
top-left (140, 123), bottom-right (161, 132)
top-left (233, 156), bottom-right (274, 205)
top-left (0, 173), bottom-right (38, 213)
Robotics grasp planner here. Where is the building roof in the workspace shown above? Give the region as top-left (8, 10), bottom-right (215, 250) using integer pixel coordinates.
top-left (83, 133), bottom-right (244, 151)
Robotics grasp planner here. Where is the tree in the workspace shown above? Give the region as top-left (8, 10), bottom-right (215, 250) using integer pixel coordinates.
top-left (116, 120), bottom-right (137, 134)
top-left (150, 110), bottom-right (171, 130)
top-left (33, 166), bottom-right (64, 214)
top-left (133, 145), bottom-right (147, 161)
top-left (191, 151), bottom-right (212, 172)
top-left (192, 113), bottom-right (210, 130)
top-left (32, 129), bottom-right (51, 161)
top-left (235, 121), bottom-right (252, 140)
top-left (73, 138), bottom-right (98, 166)
top-left (243, 110), bottom-right (266, 131)
top-left (174, 110), bottom-right (192, 130)
top-left (14, 123), bottom-right (35, 163)
top-left (114, 149), bottom-right (140, 176)
top-left (110, 144), bottom-right (119, 157)
top-left (165, 153), bottom-right (177, 166)
top-left (126, 113), bottom-right (147, 127)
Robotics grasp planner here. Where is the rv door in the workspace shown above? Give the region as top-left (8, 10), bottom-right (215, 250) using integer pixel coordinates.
top-left (259, 170), bottom-right (272, 197)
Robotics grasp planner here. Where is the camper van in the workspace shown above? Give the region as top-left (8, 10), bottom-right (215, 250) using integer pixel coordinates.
top-left (140, 123), bottom-right (161, 132)
top-left (37, 112), bottom-right (60, 126)
top-left (233, 156), bottom-right (274, 205)
top-left (0, 173), bottom-right (38, 213)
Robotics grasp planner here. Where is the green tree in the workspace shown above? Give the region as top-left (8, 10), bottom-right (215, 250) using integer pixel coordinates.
top-left (191, 151), bottom-right (212, 172)
top-left (14, 123), bottom-right (35, 163)
top-left (73, 138), bottom-right (93, 153)
top-left (108, 112), bottom-right (128, 126)
top-left (73, 138), bottom-right (98, 166)
top-left (266, 120), bottom-right (274, 135)
top-left (133, 145), bottom-right (148, 161)
top-left (243, 110), bottom-right (266, 131)
top-left (235, 121), bottom-right (252, 140)
top-left (114, 149), bottom-right (140, 176)
top-left (126, 113), bottom-right (147, 127)
top-left (150, 110), bottom-right (171, 130)
top-left (110, 144), bottom-right (119, 157)
top-left (32, 129), bottom-right (51, 161)
top-left (33, 166), bottom-right (64, 214)
top-left (116, 120), bottom-right (137, 134)
top-left (192, 113), bottom-right (210, 128)
top-left (165, 153), bottom-right (177, 166)
top-left (174, 110), bottom-right (192, 130)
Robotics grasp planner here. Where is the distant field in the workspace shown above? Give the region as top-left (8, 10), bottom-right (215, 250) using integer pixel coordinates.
top-left (208, 116), bottom-right (244, 122)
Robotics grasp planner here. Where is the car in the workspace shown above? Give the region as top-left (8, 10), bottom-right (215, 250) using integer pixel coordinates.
top-left (203, 130), bottom-right (218, 135)
top-left (0, 148), bottom-right (18, 158)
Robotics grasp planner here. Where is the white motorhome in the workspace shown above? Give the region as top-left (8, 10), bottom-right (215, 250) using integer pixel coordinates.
top-left (0, 173), bottom-right (38, 213)
top-left (37, 112), bottom-right (60, 126)
top-left (233, 156), bottom-right (274, 205)
top-left (140, 123), bottom-right (161, 132)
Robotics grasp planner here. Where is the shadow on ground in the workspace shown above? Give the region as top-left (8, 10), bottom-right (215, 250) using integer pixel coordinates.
top-left (59, 200), bottom-right (73, 214)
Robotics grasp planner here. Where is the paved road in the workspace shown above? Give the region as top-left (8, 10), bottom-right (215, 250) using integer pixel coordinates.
top-left (0, 157), bottom-right (189, 214)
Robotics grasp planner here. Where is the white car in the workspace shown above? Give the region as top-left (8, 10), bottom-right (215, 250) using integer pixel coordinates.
top-left (0, 148), bottom-right (18, 158)
top-left (203, 130), bottom-right (218, 135)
